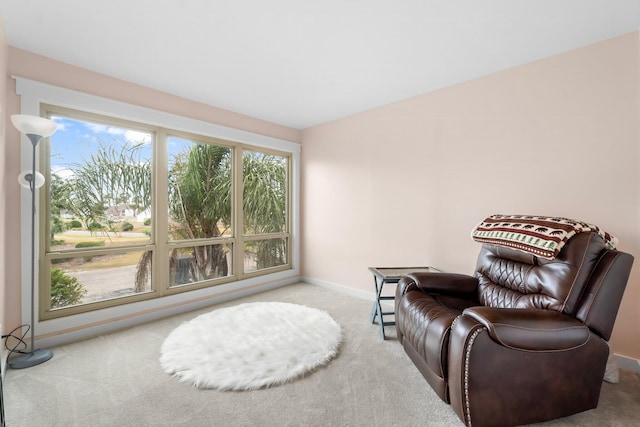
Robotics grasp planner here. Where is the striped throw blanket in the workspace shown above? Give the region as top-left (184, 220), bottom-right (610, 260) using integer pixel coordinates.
top-left (471, 214), bottom-right (617, 260)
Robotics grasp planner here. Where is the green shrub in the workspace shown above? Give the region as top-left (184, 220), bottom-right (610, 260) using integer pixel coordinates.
top-left (67, 220), bottom-right (82, 229)
top-left (143, 218), bottom-right (151, 226)
top-left (121, 222), bottom-right (134, 232)
top-left (51, 268), bottom-right (86, 308)
top-left (88, 221), bottom-right (103, 232)
top-left (75, 241), bottom-right (106, 249)
top-left (50, 239), bottom-right (65, 246)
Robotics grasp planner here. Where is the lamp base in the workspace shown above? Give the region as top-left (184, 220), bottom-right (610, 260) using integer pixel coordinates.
top-left (8, 349), bottom-right (54, 369)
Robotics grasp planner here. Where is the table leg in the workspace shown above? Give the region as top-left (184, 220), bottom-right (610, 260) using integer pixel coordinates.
top-left (370, 275), bottom-right (390, 339)
top-left (370, 275), bottom-right (381, 324)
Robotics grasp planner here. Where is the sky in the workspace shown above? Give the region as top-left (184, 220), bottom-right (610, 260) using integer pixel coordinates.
top-left (49, 116), bottom-right (193, 179)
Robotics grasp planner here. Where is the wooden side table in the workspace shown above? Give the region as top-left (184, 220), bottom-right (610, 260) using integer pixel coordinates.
top-left (369, 266), bottom-right (440, 339)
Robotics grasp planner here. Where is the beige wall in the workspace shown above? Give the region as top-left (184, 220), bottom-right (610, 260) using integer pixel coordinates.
top-left (2, 47), bottom-right (301, 335)
top-left (0, 18), bottom-right (7, 338)
top-left (302, 31), bottom-right (640, 361)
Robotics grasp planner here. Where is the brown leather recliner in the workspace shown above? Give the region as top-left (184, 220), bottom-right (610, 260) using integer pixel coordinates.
top-left (395, 219), bottom-right (633, 427)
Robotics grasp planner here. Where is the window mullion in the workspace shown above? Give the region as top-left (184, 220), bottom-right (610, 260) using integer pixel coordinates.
top-left (233, 146), bottom-right (244, 278)
top-left (155, 129), bottom-right (168, 294)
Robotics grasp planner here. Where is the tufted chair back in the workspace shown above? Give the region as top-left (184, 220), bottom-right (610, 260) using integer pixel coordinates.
top-left (475, 232), bottom-right (606, 314)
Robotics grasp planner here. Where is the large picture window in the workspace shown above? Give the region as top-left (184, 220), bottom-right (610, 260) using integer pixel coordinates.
top-left (40, 105), bottom-right (292, 319)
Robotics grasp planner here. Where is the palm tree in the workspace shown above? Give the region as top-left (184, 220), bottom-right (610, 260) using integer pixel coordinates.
top-left (53, 141), bottom-right (153, 292)
top-left (60, 142), bottom-right (151, 230)
top-left (134, 145), bottom-right (287, 290)
top-left (242, 151), bottom-right (288, 270)
top-left (168, 144), bottom-right (232, 284)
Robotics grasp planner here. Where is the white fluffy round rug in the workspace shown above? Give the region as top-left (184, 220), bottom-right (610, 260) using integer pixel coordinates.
top-left (160, 302), bottom-right (342, 390)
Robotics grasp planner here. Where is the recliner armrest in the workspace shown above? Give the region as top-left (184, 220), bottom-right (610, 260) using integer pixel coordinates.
top-left (463, 307), bottom-right (590, 351)
top-left (405, 272), bottom-right (478, 294)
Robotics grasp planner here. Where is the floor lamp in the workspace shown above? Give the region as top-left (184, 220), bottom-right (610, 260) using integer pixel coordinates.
top-left (8, 114), bottom-right (58, 369)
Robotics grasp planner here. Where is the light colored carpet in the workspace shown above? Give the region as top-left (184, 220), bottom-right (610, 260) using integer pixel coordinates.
top-left (160, 302), bottom-right (341, 390)
top-left (3, 282), bottom-right (640, 426)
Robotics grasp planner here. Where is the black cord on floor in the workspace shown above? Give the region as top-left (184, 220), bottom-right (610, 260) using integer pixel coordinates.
top-left (2, 324), bottom-right (31, 367)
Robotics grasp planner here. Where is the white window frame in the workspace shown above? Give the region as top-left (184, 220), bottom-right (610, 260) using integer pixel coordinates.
top-left (15, 77), bottom-right (300, 347)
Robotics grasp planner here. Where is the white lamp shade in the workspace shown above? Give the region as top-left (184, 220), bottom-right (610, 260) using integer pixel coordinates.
top-left (11, 114), bottom-right (58, 138)
top-left (18, 171), bottom-right (45, 189)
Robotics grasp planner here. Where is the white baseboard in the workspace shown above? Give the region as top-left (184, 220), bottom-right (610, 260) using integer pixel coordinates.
top-left (615, 354), bottom-right (640, 373)
top-left (301, 276), bottom-right (374, 301)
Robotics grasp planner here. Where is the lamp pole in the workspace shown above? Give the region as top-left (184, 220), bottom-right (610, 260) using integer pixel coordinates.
top-left (9, 115), bottom-right (57, 369)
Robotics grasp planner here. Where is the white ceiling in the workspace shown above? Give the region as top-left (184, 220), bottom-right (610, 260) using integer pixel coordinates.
top-left (2, 1), bottom-right (640, 130)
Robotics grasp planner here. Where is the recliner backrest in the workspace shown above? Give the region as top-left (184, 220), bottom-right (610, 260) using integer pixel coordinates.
top-left (474, 232), bottom-right (607, 314)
